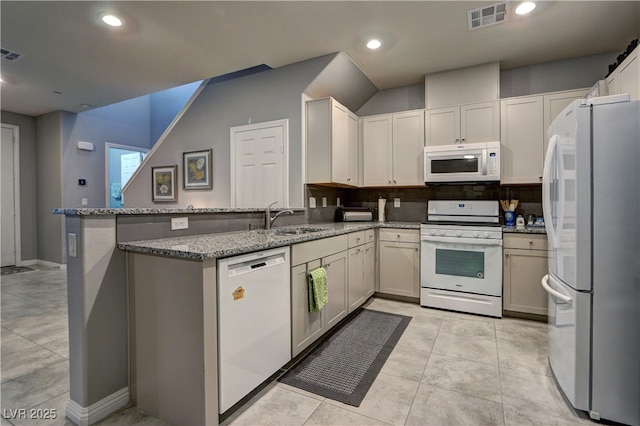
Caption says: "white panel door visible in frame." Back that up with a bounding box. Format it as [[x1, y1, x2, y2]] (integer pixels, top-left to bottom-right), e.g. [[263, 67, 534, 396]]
[[232, 120, 287, 208], [330, 102, 349, 185], [1, 125, 16, 267], [543, 89, 588, 156]]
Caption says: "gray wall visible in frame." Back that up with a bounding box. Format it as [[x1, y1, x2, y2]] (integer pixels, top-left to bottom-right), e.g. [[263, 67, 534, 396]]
[[500, 52, 618, 98], [36, 112, 65, 264], [63, 97, 152, 209], [150, 81, 201, 144], [357, 83, 426, 116], [0, 111, 38, 261], [123, 54, 339, 208]]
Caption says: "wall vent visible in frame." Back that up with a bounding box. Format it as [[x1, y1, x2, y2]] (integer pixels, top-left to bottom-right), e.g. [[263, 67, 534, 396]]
[[1, 48, 24, 62], [468, 2, 508, 30]]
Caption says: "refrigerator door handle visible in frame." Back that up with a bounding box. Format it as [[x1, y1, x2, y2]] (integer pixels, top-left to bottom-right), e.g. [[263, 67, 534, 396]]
[[543, 135, 558, 249], [541, 274, 572, 304]]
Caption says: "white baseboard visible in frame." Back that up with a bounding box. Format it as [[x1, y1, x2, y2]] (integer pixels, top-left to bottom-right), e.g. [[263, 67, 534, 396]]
[[65, 387, 129, 426]]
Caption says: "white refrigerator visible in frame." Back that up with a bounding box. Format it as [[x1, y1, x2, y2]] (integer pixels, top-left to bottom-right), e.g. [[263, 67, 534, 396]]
[[541, 94, 639, 425]]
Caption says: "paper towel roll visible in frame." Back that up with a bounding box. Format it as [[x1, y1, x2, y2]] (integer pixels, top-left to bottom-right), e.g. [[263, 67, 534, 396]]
[[378, 198, 386, 222]]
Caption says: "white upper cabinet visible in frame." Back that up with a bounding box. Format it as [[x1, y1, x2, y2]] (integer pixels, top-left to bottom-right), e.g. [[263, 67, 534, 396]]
[[426, 101, 499, 146], [306, 97, 359, 186], [542, 89, 589, 155], [501, 89, 588, 184], [362, 109, 424, 187], [606, 45, 639, 100], [501, 96, 544, 184]]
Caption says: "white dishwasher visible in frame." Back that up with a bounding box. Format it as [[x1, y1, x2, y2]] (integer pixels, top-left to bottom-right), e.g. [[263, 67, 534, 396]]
[[217, 247, 291, 413]]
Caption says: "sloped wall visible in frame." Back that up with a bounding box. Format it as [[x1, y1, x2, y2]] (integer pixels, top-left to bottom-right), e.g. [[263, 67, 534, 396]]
[[122, 54, 340, 208]]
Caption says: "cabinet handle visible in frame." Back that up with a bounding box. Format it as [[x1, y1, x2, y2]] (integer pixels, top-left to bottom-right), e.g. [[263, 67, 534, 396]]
[[357, 238, 361, 242], [415, 248, 418, 252], [529, 240, 533, 244], [505, 253, 510, 258], [397, 234, 401, 238], [347, 178, 351, 182], [388, 180, 392, 184], [455, 138, 460, 143], [393, 180, 397, 184]]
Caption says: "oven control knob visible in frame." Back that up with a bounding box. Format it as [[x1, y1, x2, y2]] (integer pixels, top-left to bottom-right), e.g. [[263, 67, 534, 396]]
[[456, 231, 462, 236], [439, 231, 445, 236], [473, 231, 479, 237], [484, 232, 490, 237], [430, 230, 436, 235]]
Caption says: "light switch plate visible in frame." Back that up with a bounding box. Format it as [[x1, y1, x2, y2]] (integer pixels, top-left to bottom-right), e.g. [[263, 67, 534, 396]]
[[309, 197, 316, 208], [322, 197, 327, 207], [394, 198, 401, 208], [81, 198, 88, 206], [337, 197, 341, 206], [171, 217, 189, 230]]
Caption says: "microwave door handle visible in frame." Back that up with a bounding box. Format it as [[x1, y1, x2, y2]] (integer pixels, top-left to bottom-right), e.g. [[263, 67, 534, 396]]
[[543, 135, 558, 249], [482, 149, 488, 175]]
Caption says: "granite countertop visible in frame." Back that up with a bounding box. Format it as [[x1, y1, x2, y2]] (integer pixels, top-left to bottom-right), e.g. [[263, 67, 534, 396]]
[[118, 221, 420, 260], [53, 207, 307, 216], [502, 225, 547, 234]]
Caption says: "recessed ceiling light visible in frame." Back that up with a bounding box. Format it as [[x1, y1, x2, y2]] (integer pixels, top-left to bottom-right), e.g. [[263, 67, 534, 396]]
[[515, 1, 536, 15], [366, 39, 382, 50], [99, 13, 123, 27]]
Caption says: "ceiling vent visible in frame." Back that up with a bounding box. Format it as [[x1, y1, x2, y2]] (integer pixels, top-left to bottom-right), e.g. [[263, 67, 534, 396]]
[[467, 2, 508, 30], [1, 48, 24, 62]]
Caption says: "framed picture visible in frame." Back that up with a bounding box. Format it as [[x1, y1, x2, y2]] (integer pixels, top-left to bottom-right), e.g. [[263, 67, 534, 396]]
[[183, 149, 213, 190], [151, 165, 177, 202]]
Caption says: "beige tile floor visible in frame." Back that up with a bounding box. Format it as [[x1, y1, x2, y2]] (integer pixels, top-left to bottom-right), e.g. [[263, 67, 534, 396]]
[[1, 267, 594, 426]]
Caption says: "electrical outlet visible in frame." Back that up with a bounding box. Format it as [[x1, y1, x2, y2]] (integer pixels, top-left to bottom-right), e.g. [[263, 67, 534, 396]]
[[309, 197, 316, 208], [67, 233, 77, 257], [322, 197, 327, 207], [171, 217, 189, 230], [81, 198, 88, 206], [394, 198, 401, 208], [337, 197, 341, 206]]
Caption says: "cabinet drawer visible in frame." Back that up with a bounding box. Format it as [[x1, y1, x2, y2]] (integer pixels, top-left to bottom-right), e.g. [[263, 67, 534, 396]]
[[292, 234, 348, 266], [379, 228, 419, 243], [365, 229, 375, 243], [348, 231, 366, 248], [503, 234, 548, 250]]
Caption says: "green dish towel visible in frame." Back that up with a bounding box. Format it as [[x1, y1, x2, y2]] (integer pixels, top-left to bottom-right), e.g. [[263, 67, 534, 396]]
[[308, 267, 328, 313]]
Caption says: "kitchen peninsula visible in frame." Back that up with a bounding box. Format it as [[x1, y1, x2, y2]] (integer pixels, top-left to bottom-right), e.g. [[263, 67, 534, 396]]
[[54, 207, 418, 425]]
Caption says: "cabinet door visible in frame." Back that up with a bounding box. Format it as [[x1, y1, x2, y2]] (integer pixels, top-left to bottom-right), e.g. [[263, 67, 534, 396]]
[[501, 96, 544, 184], [606, 72, 619, 96], [291, 264, 324, 357], [348, 246, 364, 313], [392, 110, 425, 186], [323, 251, 348, 329], [503, 248, 549, 316], [347, 112, 359, 186], [379, 241, 420, 297], [362, 115, 393, 186], [543, 89, 588, 156], [425, 106, 460, 146], [461, 101, 499, 143], [331, 101, 350, 185], [618, 50, 639, 100], [363, 242, 375, 298]]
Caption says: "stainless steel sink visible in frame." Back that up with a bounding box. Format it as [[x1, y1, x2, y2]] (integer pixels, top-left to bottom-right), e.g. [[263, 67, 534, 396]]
[[273, 227, 325, 236], [256, 227, 325, 236]]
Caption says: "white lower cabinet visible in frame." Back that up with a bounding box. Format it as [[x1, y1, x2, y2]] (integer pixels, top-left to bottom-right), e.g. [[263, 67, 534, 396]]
[[291, 230, 374, 358], [503, 234, 549, 317], [348, 230, 375, 313], [378, 229, 420, 298]]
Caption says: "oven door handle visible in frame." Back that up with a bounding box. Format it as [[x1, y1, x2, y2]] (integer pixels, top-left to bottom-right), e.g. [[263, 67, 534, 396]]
[[421, 236, 503, 246]]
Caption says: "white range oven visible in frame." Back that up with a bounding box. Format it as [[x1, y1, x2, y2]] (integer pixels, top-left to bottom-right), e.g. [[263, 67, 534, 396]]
[[420, 200, 503, 318]]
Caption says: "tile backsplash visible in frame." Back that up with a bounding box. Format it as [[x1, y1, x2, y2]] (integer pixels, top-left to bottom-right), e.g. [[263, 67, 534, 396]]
[[306, 184, 542, 223]]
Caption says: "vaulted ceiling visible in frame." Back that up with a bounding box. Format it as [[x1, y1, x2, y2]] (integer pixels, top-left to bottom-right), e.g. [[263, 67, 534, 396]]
[[1, 1, 638, 117]]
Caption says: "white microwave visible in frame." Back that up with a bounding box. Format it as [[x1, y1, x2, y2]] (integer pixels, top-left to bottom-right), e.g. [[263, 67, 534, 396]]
[[424, 141, 501, 184]]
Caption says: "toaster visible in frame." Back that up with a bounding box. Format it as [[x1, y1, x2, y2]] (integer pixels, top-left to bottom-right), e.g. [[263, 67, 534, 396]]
[[334, 207, 373, 222]]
